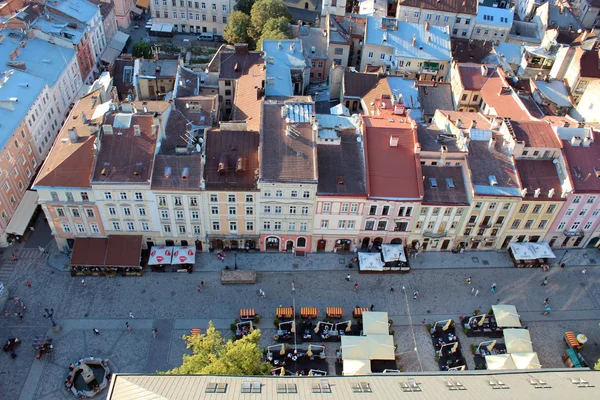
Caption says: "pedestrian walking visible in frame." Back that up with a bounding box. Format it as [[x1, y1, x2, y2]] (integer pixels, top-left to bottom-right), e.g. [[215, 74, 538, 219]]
[[491, 283, 496, 293], [496, 298, 501, 305], [152, 328, 158, 338], [354, 282, 359, 292], [81, 279, 86, 286], [346, 274, 351, 282], [390, 287, 394, 292], [197, 285, 201, 292], [291, 281, 296, 291], [12, 296, 19, 303], [370, 304, 374, 311], [26, 281, 31, 288], [422, 319, 426, 325], [20, 301, 25, 310], [126, 322, 131, 331], [38, 245, 47, 254], [413, 290, 419, 300], [474, 289, 480, 297], [93, 328, 100, 335], [470, 287, 475, 295], [541, 277, 548, 286], [582, 268, 588, 274], [542, 306, 551, 315], [466, 277, 472, 285], [18, 313, 23, 322], [201, 281, 204, 288], [12, 253, 17, 261], [543, 298, 550, 306], [129, 312, 135, 319], [4, 310, 9, 317]]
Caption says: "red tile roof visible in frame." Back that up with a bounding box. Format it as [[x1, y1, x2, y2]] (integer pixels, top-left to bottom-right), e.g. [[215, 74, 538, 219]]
[[510, 121, 563, 148], [579, 49, 600, 79], [457, 64, 496, 91], [34, 90, 103, 188], [92, 113, 158, 183], [561, 133, 600, 193], [480, 69, 532, 121], [361, 78, 393, 116], [515, 159, 564, 201], [232, 62, 264, 131], [362, 115, 423, 199]]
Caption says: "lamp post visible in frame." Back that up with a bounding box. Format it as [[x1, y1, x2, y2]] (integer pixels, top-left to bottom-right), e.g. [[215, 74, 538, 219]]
[[234, 252, 237, 269], [557, 249, 569, 267], [43, 308, 61, 332]]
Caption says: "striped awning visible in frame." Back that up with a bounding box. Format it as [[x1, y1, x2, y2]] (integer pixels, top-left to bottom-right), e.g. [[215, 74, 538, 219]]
[[301, 307, 318, 317], [190, 328, 201, 336], [276, 307, 293, 318], [239, 308, 256, 318], [353, 307, 369, 316], [326, 307, 343, 317]]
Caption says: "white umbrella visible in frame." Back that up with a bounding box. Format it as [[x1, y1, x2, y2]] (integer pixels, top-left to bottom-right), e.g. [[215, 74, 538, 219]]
[[485, 354, 517, 370], [504, 329, 533, 354], [511, 352, 541, 370]]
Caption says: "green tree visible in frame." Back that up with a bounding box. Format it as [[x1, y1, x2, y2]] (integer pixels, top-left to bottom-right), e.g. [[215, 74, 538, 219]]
[[166, 322, 271, 375], [234, 0, 255, 14], [259, 16, 293, 47], [595, 357, 600, 370], [223, 11, 253, 45], [250, 0, 291, 40], [131, 40, 153, 59]]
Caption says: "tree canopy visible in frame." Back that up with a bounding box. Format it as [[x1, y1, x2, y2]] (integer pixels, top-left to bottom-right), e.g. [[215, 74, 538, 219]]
[[234, 0, 255, 14], [259, 16, 293, 47], [131, 40, 153, 59], [223, 11, 253, 46], [166, 322, 271, 375], [595, 357, 600, 371], [250, 0, 292, 41]]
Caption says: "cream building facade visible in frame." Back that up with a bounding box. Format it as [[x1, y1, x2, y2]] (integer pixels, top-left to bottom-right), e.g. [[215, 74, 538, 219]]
[[149, 0, 233, 35]]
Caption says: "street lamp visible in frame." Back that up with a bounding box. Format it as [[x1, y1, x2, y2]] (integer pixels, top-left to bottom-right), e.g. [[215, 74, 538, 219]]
[[557, 249, 569, 267], [43, 308, 56, 327], [234, 252, 237, 269]]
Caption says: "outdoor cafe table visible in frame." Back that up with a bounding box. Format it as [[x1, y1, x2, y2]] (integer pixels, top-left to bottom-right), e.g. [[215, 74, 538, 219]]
[[353, 307, 370, 318], [276, 307, 294, 319], [239, 308, 257, 320], [326, 307, 343, 319], [301, 307, 318, 319]]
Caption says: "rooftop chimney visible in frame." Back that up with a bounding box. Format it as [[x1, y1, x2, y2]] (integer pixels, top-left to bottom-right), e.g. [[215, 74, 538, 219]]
[[236, 157, 246, 175], [534, 188, 541, 198], [103, 124, 113, 135], [571, 136, 582, 146], [471, 120, 477, 129], [218, 154, 228, 175], [548, 188, 555, 198], [67, 128, 79, 143], [164, 167, 172, 179], [182, 167, 189, 180], [521, 188, 528, 197], [389, 136, 399, 147], [133, 125, 141, 136], [488, 136, 496, 148], [427, 35, 431, 43], [412, 34, 417, 47], [481, 65, 488, 76], [425, 22, 430, 31], [456, 119, 462, 128], [289, 43, 295, 53]]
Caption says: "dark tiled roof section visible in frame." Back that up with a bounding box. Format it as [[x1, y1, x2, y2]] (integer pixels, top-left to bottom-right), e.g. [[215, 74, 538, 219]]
[[421, 166, 469, 205], [418, 83, 453, 115], [161, 97, 218, 153], [260, 103, 317, 182], [458, 64, 496, 91], [104, 235, 143, 267], [317, 131, 367, 195], [112, 58, 135, 101], [151, 154, 203, 190], [176, 67, 201, 98], [510, 121, 562, 148], [92, 114, 157, 183], [515, 159, 564, 201], [579, 50, 600, 79], [70, 238, 108, 266], [89, 0, 114, 19], [362, 116, 423, 199], [417, 124, 462, 152], [561, 136, 600, 192], [467, 132, 519, 188], [219, 51, 264, 80], [451, 38, 494, 63], [204, 130, 259, 190], [138, 59, 179, 78], [398, 0, 477, 14], [343, 70, 380, 98]]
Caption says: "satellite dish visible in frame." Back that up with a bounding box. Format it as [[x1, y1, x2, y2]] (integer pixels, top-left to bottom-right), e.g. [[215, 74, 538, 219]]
[[196, 144, 201, 152]]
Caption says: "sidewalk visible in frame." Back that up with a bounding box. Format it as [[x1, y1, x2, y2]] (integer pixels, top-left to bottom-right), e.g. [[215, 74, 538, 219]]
[[193, 247, 600, 272]]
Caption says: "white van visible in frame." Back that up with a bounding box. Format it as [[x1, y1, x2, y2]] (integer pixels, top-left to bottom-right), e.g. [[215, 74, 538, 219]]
[[198, 33, 213, 41]]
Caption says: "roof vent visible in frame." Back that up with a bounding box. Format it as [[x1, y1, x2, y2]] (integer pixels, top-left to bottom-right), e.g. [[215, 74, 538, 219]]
[[548, 188, 555, 198], [234, 63, 239, 72], [236, 157, 246, 175], [164, 167, 172, 179], [277, 41, 282, 49], [218, 154, 228, 175], [311, 46, 315, 54], [481, 65, 488, 76], [389, 136, 399, 147], [534, 188, 541, 198], [67, 128, 79, 143], [470, 120, 477, 129], [103, 124, 113, 135], [429, 178, 438, 188], [337, 175, 345, 185], [446, 178, 455, 188], [412, 34, 416, 47], [594, 167, 600, 178], [182, 167, 189, 180], [489, 175, 498, 186], [133, 124, 141, 136], [101, 168, 107, 176], [425, 22, 430, 31], [134, 164, 142, 176], [571, 136, 582, 146], [488, 136, 496, 148], [521, 188, 528, 197]]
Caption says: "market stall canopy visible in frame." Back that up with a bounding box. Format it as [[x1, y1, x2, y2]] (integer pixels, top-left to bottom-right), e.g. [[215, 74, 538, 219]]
[[342, 359, 371, 376], [136, 0, 150, 7], [504, 329, 533, 354], [340, 336, 369, 360], [367, 335, 395, 360], [485, 354, 517, 370], [150, 22, 174, 33], [511, 352, 541, 370], [509, 242, 556, 260], [171, 246, 196, 264], [492, 305, 521, 328], [5, 190, 38, 236], [381, 244, 407, 263], [358, 252, 384, 272], [363, 311, 389, 335], [104, 235, 142, 267], [148, 246, 173, 265], [70, 238, 109, 267]]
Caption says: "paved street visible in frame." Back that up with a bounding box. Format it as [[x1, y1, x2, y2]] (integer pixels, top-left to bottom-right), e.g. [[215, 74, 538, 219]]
[[0, 230, 599, 399]]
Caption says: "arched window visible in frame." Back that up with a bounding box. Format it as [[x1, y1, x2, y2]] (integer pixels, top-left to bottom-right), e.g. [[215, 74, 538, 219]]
[[297, 237, 307, 247]]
